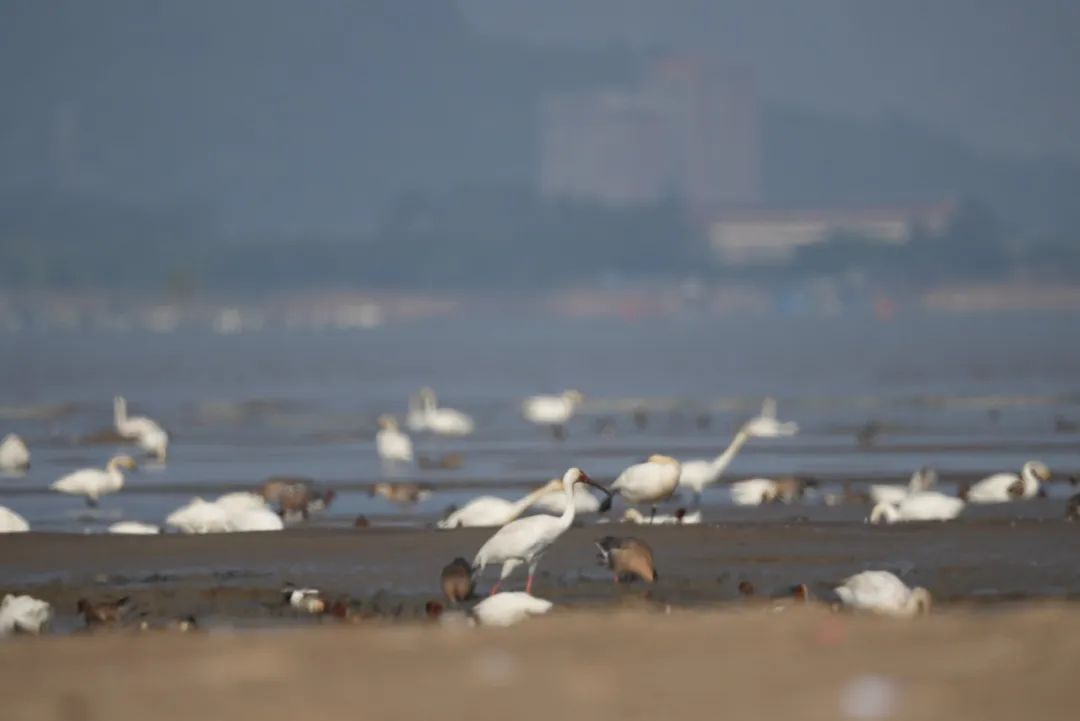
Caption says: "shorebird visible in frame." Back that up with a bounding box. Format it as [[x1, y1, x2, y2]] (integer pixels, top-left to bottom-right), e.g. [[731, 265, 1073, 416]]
[[611, 455, 681, 521], [595, 536, 657, 583], [471, 468, 611, 594], [440, 557, 475, 603]]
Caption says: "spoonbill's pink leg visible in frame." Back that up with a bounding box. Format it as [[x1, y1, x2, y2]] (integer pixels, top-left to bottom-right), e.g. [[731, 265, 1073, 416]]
[[525, 574, 535, 594], [490, 580, 502, 596]]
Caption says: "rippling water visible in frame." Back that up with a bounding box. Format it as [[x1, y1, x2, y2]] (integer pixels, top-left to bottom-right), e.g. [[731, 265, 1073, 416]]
[[2, 311, 1078, 531]]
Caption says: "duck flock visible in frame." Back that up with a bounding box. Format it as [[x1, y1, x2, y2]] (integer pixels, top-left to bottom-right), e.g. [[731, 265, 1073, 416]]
[[1, 388, 1076, 635]]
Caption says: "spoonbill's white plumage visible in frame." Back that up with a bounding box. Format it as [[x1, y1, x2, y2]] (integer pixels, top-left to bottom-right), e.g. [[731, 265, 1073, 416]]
[[522, 390, 583, 437], [0, 433, 30, 472], [531, 482, 602, 514], [51, 455, 136, 506], [108, 520, 161, 535], [436, 479, 562, 529], [621, 507, 701, 525], [963, 461, 1050, 503], [472, 468, 610, 594], [414, 388, 474, 437], [376, 415, 413, 463], [469, 592, 552, 627], [869, 467, 937, 506], [742, 397, 799, 438], [165, 497, 232, 534], [0, 594, 52, 635], [869, 491, 965, 524], [679, 399, 799, 503], [834, 571, 932, 618], [0, 505, 30, 533], [611, 454, 681, 519]]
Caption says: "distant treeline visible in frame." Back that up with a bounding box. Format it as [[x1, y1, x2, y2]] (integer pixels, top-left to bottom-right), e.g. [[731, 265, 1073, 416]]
[[2, 188, 1077, 291]]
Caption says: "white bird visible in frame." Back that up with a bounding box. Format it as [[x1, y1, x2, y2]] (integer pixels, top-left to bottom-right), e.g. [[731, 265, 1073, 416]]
[[531, 482, 602, 514], [405, 391, 429, 432], [437, 479, 564, 529], [376, 415, 414, 463], [136, 425, 169, 463], [0, 433, 30, 472], [611, 454, 682, 520], [522, 390, 583, 438], [415, 388, 474, 437], [469, 592, 552, 627], [834, 570, 932, 618], [869, 467, 937, 506], [742, 397, 799, 438], [283, 586, 325, 614], [0, 594, 52, 636], [869, 491, 965, 524], [0, 505, 30, 533], [472, 468, 611, 594], [227, 507, 284, 532], [51, 455, 136, 506], [963, 461, 1050, 503], [165, 497, 232, 534], [114, 395, 162, 437], [213, 491, 269, 515], [621, 507, 701, 525], [729, 478, 780, 506], [107, 520, 160, 535]]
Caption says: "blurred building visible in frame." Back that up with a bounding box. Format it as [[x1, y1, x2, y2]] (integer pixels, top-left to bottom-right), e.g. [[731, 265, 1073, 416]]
[[540, 56, 759, 208], [705, 202, 957, 266]]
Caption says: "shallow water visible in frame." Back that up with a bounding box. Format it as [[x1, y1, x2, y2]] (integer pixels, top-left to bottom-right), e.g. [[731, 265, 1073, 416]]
[[1, 311, 1079, 531]]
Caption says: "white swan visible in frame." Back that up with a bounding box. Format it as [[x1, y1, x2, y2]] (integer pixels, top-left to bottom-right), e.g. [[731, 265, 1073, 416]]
[[108, 520, 161, 535], [376, 415, 414, 463], [679, 399, 799, 503], [869, 467, 937, 506], [835, 571, 932, 618], [472, 468, 611, 594], [469, 592, 552, 627], [0, 505, 30, 533], [963, 461, 1050, 503], [227, 507, 284, 531], [0, 594, 52, 635], [51, 455, 136, 506], [730, 478, 781, 506], [742, 397, 799, 438], [416, 388, 474, 437], [405, 391, 429, 432], [0, 433, 30, 471], [531, 482, 602, 514], [621, 507, 701, 525], [869, 491, 964, 524], [213, 491, 269, 515], [522, 390, 582, 437], [611, 454, 682, 518], [436, 479, 562, 529], [114, 397, 169, 461], [165, 497, 232, 534]]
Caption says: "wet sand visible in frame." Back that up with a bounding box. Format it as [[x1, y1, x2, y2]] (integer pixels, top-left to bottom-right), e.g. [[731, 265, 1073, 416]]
[[1, 604, 1075, 721], [3, 518, 1079, 631]]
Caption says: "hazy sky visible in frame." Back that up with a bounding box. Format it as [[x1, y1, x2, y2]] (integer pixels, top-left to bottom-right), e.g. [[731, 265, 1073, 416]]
[[462, 0, 1080, 159]]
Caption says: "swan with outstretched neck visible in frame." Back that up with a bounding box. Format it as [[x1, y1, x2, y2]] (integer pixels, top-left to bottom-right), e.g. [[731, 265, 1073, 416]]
[[437, 479, 563, 529], [114, 396, 168, 461], [471, 468, 612, 594]]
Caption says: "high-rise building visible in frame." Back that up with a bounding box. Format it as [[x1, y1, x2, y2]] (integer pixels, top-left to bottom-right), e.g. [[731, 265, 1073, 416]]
[[539, 56, 760, 208]]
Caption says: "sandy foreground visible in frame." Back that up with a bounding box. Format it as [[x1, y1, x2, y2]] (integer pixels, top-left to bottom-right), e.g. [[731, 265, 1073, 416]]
[[1, 604, 1076, 721]]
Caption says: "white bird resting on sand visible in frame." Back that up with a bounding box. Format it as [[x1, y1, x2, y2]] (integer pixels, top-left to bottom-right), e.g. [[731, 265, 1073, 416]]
[[962, 461, 1050, 503], [108, 520, 161, 535], [834, 570, 931, 618], [869, 491, 965, 524], [376, 415, 414, 463], [51, 455, 136, 506], [0, 505, 30, 533], [471, 468, 612, 594], [468, 592, 553, 627], [611, 455, 682, 520], [678, 398, 799, 504], [437, 479, 564, 529], [165, 493, 283, 533], [869, 467, 938, 506], [729, 478, 781, 506], [0, 433, 30, 472], [1, 594, 52, 635], [522, 390, 583, 438]]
